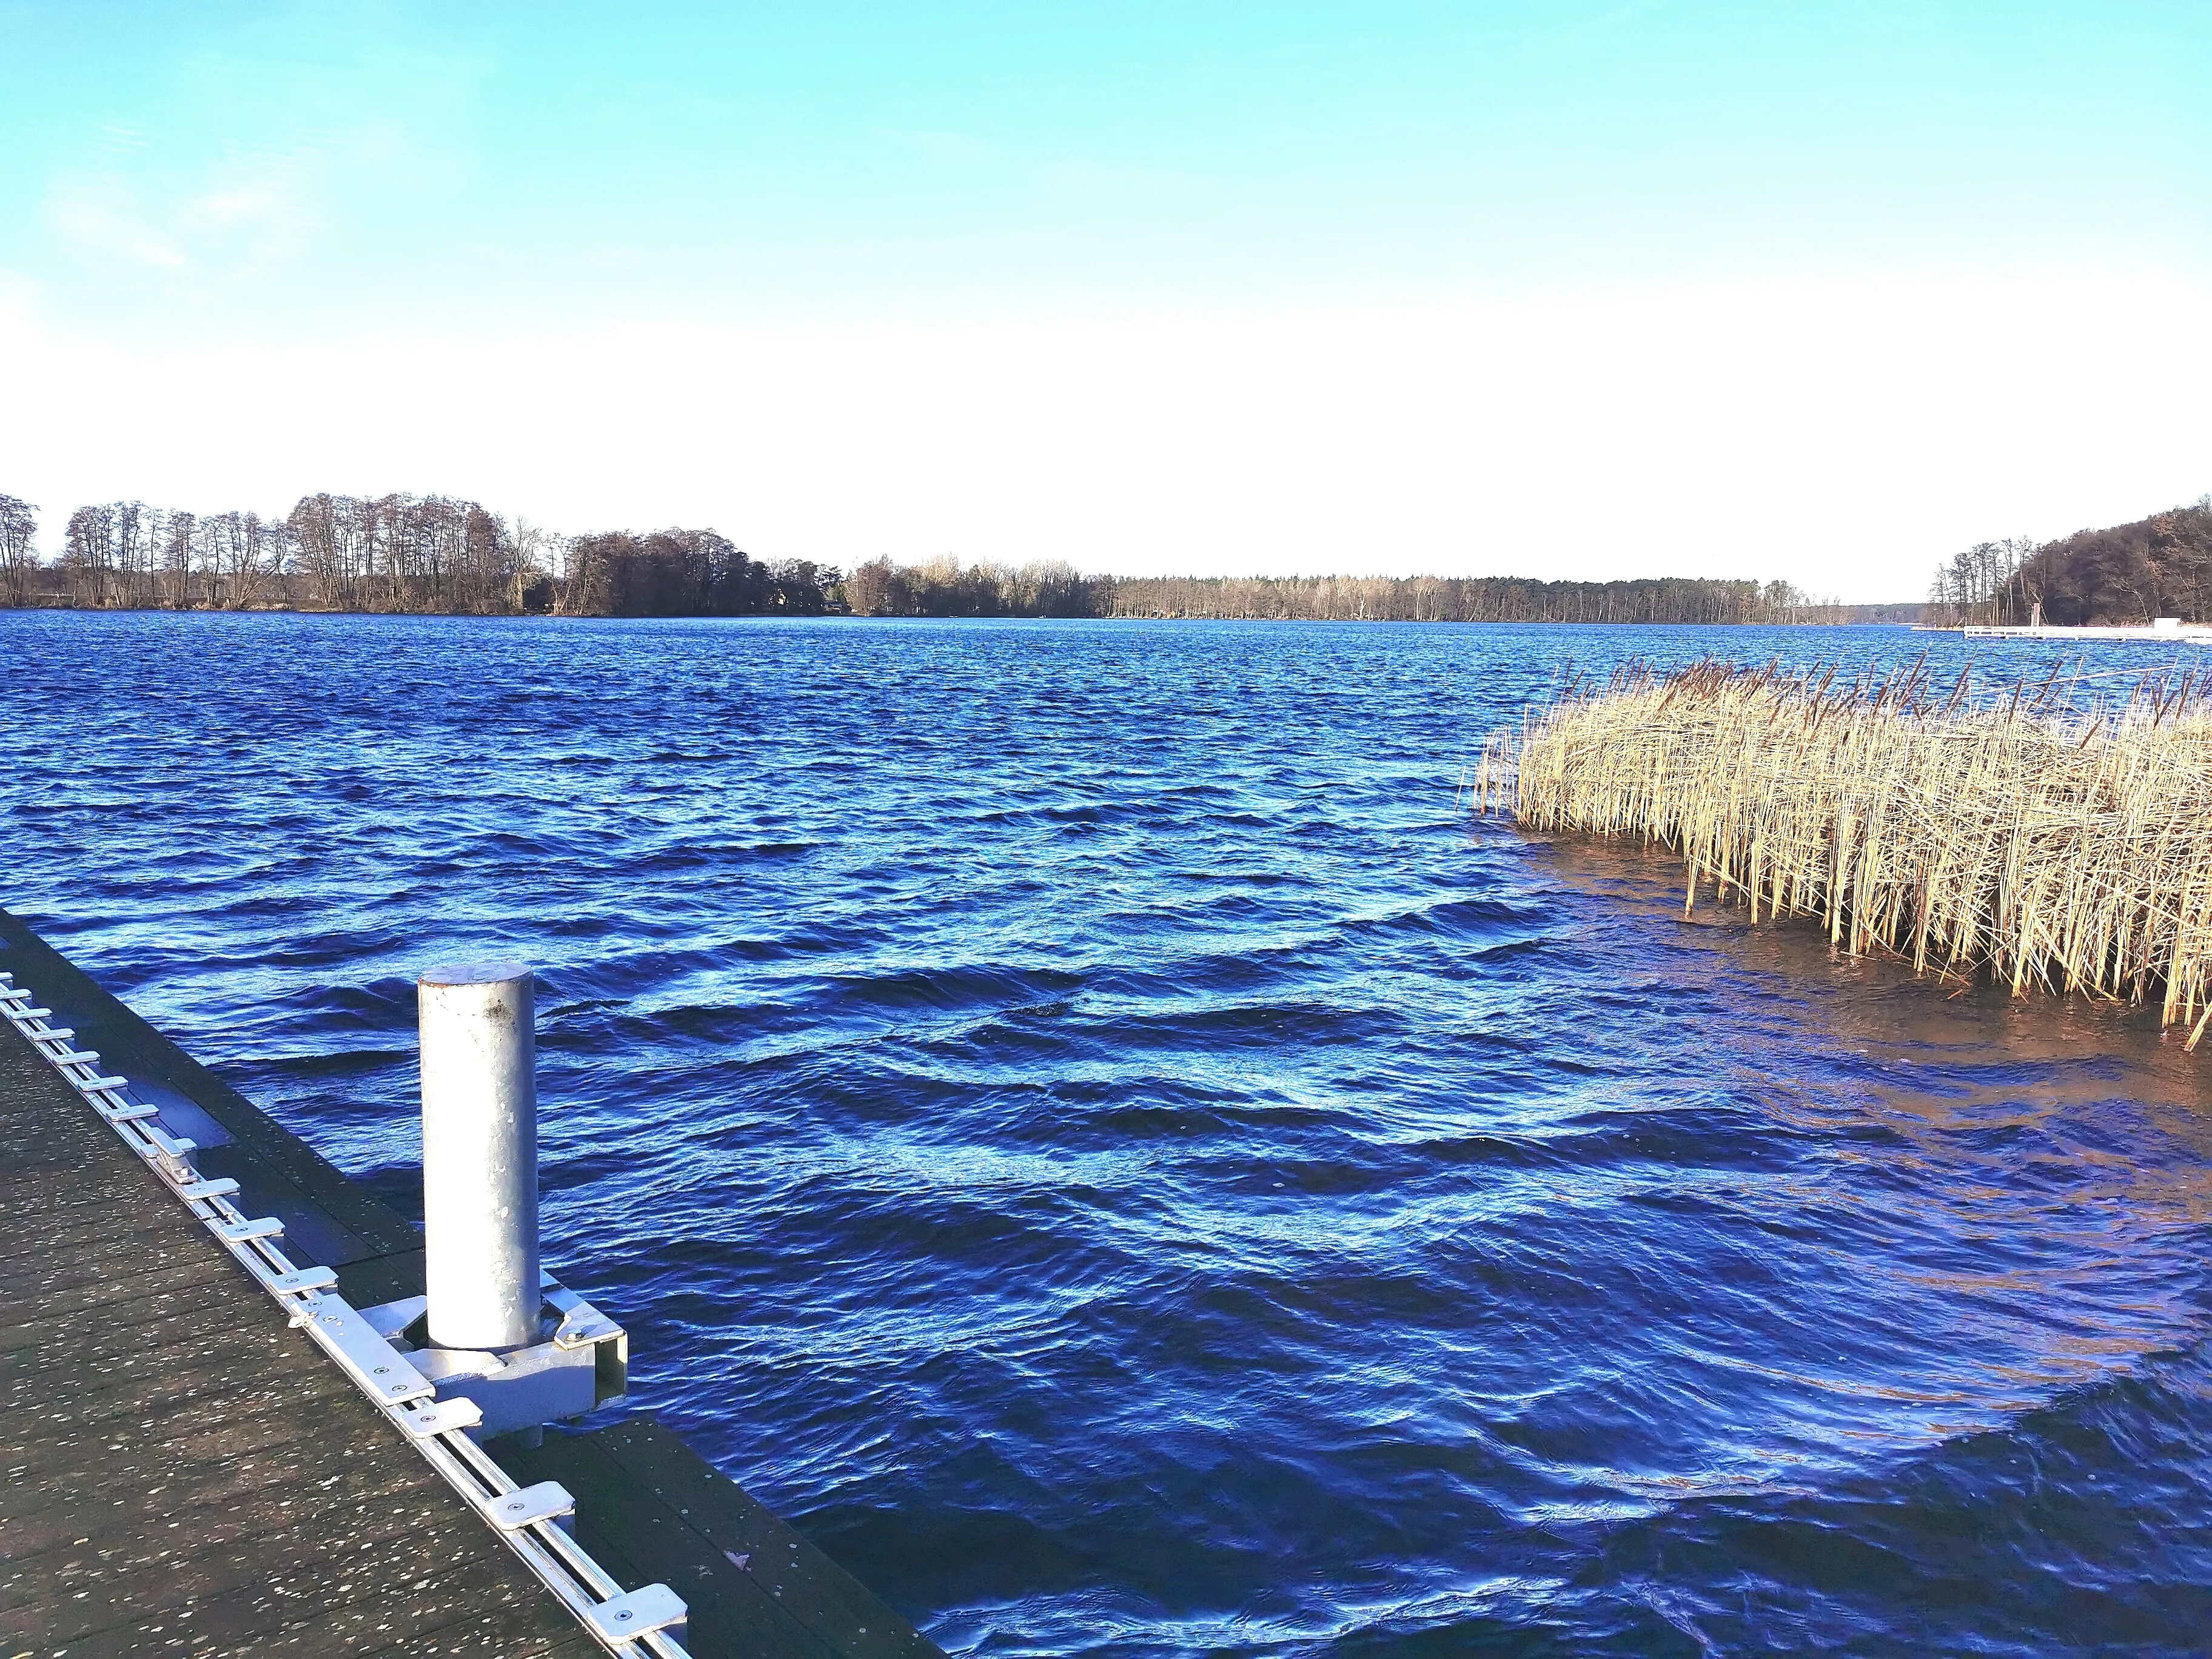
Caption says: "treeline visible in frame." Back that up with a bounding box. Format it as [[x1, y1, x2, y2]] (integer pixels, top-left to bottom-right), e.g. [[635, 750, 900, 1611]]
[[1928, 498, 2212, 626], [842, 557, 1863, 625], [842, 556, 1104, 617], [1101, 574, 1838, 625], [41, 495, 545, 614], [563, 530, 835, 616], [0, 486, 1917, 626], [0, 490, 833, 617]]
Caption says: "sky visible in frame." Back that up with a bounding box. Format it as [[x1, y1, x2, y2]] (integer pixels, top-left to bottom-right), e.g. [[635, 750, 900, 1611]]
[[1, 1, 2208, 600]]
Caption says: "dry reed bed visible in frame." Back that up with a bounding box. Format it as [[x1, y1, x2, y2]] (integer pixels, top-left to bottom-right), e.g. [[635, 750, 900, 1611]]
[[1472, 658, 2212, 1045]]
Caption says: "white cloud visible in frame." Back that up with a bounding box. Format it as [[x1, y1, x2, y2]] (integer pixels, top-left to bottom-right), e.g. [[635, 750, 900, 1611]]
[[95, 122, 157, 156], [41, 176, 189, 268], [1, 270, 2205, 602], [42, 140, 335, 276], [33, 36, 480, 293]]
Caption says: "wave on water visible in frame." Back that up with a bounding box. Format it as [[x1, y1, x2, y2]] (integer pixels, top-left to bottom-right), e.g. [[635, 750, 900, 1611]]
[[7, 611, 2212, 1655]]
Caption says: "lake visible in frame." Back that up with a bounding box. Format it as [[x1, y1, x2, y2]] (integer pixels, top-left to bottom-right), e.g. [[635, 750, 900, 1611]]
[[6, 610, 2210, 1655]]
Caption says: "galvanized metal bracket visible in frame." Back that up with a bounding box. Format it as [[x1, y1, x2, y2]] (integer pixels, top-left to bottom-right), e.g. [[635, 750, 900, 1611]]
[[549, 1281, 625, 1350], [415, 1345, 508, 1384], [302, 1295, 437, 1407], [486, 1480, 577, 1530], [399, 1396, 488, 1438], [361, 1275, 629, 1439], [585, 1583, 688, 1644], [267, 1265, 338, 1294], [361, 1294, 429, 1339]]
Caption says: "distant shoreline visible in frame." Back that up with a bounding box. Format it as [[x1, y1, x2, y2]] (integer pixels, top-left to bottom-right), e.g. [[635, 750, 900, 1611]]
[[0, 601, 1926, 626], [0, 494, 1907, 623]]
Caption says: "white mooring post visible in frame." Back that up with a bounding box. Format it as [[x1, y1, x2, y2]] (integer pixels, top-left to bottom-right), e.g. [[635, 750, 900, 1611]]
[[418, 960, 542, 1352]]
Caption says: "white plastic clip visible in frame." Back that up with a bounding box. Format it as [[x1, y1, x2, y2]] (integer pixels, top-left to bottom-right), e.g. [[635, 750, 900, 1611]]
[[583, 1583, 687, 1643], [265, 1265, 339, 1294], [144, 1125, 198, 1162], [484, 1480, 575, 1530], [398, 1396, 484, 1438]]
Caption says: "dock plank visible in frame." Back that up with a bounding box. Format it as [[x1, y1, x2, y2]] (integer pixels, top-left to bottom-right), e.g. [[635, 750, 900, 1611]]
[[45, 1550, 605, 1659], [0, 1014, 587, 1655], [4, 1419, 405, 1561], [0, 913, 421, 1265], [500, 1418, 943, 1659]]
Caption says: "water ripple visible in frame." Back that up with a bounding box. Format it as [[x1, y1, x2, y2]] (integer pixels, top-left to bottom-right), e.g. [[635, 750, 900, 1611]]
[[6, 611, 2212, 1655]]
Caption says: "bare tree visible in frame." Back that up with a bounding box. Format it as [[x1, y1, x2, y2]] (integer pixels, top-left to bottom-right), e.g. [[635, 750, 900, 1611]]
[[195, 510, 284, 609], [288, 494, 377, 609], [509, 519, 556, 611], [62, 505, 114, 607], [0, 494, 36, 608], [109, 502, 158, 608], [161, 511, 195, 609]]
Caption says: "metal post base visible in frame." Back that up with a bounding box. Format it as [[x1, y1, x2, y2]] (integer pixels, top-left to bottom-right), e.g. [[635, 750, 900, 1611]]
[[363, 1273, 628, 1441]]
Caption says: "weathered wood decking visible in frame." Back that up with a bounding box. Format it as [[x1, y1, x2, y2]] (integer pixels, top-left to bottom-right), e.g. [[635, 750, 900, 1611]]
[[0, 911, 942, 1658], [0, 1012, 596, 1655]]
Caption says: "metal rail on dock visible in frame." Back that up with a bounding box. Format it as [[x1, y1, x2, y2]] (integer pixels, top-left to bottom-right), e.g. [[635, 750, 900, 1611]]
[[0, 969, 692, 1657]]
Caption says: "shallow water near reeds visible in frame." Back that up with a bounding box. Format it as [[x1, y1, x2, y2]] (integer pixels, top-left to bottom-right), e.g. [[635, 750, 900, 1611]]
[[7, 612, 2212, 1655]]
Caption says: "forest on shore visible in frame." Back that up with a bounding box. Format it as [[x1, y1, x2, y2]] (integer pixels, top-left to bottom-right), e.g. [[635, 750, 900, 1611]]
[[12, 485, 2205, 628], [842, 556, 1875, 624], [1926, 497, 2212, 626], [0, 484, 1880, 624], [0, 492, 835, 617]]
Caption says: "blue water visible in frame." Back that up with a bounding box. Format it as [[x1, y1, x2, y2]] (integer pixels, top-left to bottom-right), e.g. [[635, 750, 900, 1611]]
[[8, 611, 2212, 1656]]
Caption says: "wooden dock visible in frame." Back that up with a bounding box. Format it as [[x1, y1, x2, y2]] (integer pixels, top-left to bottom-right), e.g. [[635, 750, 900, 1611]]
[[0, 910, 942, 1658]]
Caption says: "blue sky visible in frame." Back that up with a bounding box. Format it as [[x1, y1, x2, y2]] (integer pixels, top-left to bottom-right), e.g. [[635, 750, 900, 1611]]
[[3, 2, 2209, 595]]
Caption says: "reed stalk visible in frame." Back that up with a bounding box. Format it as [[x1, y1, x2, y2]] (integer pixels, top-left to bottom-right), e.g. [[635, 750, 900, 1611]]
[[1473, 659, 2212, 1045]]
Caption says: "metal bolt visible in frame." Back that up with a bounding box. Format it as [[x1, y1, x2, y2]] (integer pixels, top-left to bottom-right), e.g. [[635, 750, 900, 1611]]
[[616, 1610, 632, 1623]]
